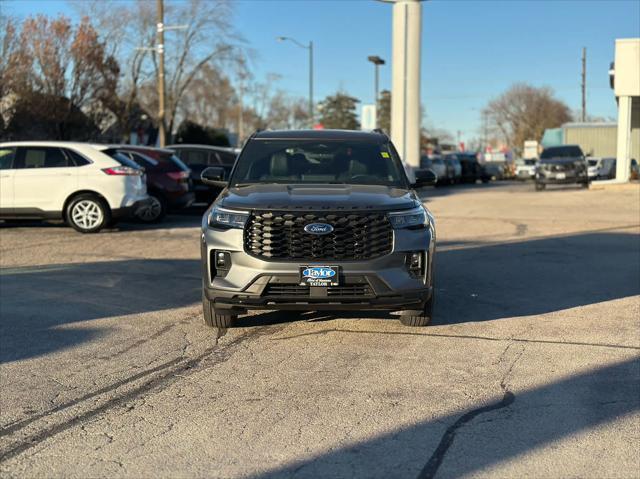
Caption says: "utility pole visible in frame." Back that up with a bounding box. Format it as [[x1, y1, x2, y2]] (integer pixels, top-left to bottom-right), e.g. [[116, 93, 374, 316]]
[[581, 47, 586, 123], [156, 0, 166, 146]]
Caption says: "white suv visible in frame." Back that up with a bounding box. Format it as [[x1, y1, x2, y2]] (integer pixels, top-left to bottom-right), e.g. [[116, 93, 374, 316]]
[[0, 142, 149, 233]]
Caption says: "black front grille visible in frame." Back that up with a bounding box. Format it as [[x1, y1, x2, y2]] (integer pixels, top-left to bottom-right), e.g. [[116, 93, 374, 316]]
[[264, 284, 373, 297], [263, 284, 309, 296], [245, 211, 393, 261]]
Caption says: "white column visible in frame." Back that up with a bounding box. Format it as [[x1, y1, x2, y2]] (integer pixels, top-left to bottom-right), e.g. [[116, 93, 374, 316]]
[[390, 0, 422, 168], [616, 95, 632, 182]]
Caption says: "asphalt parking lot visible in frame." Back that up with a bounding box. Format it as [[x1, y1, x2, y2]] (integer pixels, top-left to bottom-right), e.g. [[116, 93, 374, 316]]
[[1, 181, 639, 478]]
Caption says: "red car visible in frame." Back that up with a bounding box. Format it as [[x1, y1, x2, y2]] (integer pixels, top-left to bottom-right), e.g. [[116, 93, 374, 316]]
[[102, 145, 194, 222]]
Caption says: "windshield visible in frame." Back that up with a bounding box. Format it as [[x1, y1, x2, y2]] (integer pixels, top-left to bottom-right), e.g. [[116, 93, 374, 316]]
[[524, 159, 537, 165], [540, 146, 583, 160], [230, 139, 408, 187]]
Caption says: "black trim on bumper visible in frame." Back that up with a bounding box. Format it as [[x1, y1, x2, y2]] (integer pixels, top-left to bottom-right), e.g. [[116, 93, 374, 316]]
[[204, 284, 432, 314]]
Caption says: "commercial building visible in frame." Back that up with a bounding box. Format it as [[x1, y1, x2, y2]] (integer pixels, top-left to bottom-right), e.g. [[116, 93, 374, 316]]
[[611, 38, 640, 182]]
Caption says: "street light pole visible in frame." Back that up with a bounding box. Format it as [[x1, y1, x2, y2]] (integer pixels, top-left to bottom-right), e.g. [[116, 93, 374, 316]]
[[277, 36, 314, 126], [156, 0, 166, 146], [367, 55, 385, 105], [309, 41, 314, 126]]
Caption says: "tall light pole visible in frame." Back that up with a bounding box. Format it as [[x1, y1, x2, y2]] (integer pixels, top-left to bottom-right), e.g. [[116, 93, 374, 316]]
[[277, 36, 314, 126], [367, 55, 385, 106], [156, 0, 166, 146]]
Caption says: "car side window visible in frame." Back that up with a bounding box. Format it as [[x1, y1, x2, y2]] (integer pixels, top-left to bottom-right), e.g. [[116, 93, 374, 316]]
[[0, 148, 16, 169], [18, 147, 71, 168], [183, 150, 208, 167], [63, 149, 91, 166], [210, 152, 222, 166]]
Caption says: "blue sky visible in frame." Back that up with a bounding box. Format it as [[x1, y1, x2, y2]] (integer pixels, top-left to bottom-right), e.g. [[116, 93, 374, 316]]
[[3, 0, 640, 142]]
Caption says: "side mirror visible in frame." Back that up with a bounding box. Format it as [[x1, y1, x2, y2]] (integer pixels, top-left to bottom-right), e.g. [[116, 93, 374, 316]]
[[201, 166, 227, 187], [413, 168, 437, 188]]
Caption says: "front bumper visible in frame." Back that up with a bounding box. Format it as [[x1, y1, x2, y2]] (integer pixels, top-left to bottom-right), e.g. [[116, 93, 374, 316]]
[[112, 197, 152, 219], [536, 172, 587, 185], [201, 221, 435, 313]]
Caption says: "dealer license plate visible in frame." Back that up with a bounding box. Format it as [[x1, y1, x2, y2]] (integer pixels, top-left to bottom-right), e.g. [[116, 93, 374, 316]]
[[299, 266, 339, 287]]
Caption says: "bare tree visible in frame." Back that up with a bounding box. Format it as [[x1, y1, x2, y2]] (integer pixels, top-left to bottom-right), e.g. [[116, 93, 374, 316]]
[[483, 83, 572, 151], [2, 14, 118, 139], [72, 0, 156, 140], [148, 0, 242, 140], [180, 63, 239, 130], [75, 0, 242, 142]]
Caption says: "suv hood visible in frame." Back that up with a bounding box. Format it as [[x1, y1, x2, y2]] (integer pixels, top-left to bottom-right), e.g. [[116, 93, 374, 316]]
[[218, 184, 419, 212], [539, 158, 583, 165]]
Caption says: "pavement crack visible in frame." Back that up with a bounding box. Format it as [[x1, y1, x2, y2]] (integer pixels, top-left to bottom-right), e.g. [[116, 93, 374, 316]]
[[417, 338, 524, 479], [417, 390, 515, 479]]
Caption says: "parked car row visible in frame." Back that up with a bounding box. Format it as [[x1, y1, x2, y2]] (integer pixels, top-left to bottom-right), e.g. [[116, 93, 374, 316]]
[[0, 141, 239, 232], [420, 152, 493, 185], [586, 157, 639, 181]]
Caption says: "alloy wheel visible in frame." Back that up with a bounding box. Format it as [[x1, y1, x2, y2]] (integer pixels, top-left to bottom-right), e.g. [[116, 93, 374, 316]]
[[71, 200, 103, 230]]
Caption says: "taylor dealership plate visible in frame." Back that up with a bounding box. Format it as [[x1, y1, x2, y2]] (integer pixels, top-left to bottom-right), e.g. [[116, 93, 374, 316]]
[[299, 266, 339, 287]]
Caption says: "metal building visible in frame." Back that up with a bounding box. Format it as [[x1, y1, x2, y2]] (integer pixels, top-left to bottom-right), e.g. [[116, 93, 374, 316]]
[[562, 123, 619, 158]]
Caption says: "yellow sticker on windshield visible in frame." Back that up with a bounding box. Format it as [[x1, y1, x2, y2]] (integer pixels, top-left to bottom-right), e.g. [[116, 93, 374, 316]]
[[381, 152, 390, 158]]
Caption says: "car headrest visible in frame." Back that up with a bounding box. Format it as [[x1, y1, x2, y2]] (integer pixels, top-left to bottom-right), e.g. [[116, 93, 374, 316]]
[[270, 153, 289, 177]]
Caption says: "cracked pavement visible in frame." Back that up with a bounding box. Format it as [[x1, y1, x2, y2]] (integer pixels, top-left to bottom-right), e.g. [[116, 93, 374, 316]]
[[1, 182, 639, 478]]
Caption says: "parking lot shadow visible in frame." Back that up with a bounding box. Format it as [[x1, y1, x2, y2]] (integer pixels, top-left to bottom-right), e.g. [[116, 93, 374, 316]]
[[433, 230, 640, 325], [251, 356, 639, 478], [0, 259, 201, 363]]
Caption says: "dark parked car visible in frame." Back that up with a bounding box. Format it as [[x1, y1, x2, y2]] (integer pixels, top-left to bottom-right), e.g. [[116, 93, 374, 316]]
[[101, 146, 194, 222], [535, 145, 588, 190], [444, 154, 462, 184], [457, 153, 490, 183], [168, 144, 239, 205]]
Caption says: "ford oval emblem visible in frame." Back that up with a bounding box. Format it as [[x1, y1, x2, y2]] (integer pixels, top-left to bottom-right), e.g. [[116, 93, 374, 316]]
[[304, 223, 334, 235]]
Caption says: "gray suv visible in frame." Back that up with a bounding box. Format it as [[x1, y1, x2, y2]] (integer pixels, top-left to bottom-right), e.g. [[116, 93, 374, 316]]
[[200, 129, 437, 328]]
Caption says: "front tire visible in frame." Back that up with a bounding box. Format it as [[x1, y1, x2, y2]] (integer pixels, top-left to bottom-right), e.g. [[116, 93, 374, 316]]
[[400, 290, 434, 327], [66, 194, 109, 233], [202, 291, 236, 328]]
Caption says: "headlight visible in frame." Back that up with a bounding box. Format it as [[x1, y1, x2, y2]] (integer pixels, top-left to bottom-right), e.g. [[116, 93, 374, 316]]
[[208, 206, 249, 229], [388, 206, 430, 229]]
